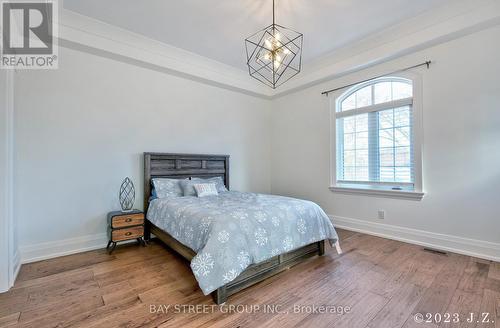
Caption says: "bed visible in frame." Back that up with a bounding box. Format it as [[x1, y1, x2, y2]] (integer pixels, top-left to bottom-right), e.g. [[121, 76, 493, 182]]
[[143, 153, 339, 304]]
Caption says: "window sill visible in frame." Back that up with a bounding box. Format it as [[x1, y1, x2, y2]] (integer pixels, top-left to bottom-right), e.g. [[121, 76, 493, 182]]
[[329, 185, 424, 201]]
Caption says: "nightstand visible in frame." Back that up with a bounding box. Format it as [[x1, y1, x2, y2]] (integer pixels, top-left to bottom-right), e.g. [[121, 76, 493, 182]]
[[107, 210, 146, 254]]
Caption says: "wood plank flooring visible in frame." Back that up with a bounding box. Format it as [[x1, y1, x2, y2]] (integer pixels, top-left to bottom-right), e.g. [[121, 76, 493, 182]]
[[1, 229, 498, 328]]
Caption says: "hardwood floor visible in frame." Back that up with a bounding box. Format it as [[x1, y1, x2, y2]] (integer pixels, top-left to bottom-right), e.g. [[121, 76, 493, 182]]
[[1, 229, 498, 328]]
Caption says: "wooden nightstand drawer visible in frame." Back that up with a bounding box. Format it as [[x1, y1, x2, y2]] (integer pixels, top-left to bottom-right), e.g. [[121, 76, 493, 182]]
[[106, 209, 146, 253], [111, 213, 144, 228], [111, 226, 144, 241]]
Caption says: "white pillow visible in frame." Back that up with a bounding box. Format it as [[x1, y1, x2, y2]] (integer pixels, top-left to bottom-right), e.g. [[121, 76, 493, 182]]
[[191, 177, 227, 193], [193, 183, 218, 197]]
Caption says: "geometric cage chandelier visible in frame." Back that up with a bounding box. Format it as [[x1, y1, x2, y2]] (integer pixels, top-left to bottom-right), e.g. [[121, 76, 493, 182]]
[[245, 0, 303, 89]]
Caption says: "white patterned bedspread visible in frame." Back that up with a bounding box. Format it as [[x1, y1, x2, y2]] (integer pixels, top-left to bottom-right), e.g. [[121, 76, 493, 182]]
[[147, 191, 338, 295]]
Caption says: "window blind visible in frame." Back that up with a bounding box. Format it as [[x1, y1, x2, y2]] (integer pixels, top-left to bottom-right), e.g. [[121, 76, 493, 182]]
[[335, 78, 415, 189]]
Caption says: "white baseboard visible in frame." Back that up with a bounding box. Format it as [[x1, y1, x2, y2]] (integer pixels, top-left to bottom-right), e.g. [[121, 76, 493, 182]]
[[18, 216, 499, 265], [20, 233, 109, 264], [331, 215, 500, 262]]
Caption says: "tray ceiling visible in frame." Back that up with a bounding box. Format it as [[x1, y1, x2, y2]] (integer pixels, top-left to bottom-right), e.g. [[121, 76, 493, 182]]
[[63, 0, 453, 70]]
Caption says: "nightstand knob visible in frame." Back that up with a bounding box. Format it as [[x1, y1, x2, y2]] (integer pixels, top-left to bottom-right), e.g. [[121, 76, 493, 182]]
[[125, 218, 132, 223], [125, 232, 132, 236]]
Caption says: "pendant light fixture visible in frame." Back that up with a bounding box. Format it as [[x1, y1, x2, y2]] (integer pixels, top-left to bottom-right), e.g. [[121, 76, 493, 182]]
[[245, 0, 303, 89]]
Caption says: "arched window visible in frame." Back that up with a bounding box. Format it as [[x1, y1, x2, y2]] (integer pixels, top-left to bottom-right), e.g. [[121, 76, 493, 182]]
[[332, 76, 421, 195], [337, 77, 412, 112]]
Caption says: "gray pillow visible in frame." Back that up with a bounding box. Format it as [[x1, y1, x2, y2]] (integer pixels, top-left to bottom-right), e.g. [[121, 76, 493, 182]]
[[180, 177, 227, 196], [152, 178, 184, 199], [179, 179, 199, 197]]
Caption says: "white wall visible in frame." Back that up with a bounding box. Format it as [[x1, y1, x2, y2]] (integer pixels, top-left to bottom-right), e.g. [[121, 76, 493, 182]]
[[15, 46, 272, 262], [0, 69, 18, 292], [12, 24, 500, 265], [0, 70, 8, 290], [271, 26, 500, 259]]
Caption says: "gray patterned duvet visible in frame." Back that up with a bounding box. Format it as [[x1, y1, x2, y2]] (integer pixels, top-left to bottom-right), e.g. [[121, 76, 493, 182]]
[[147, 191, 338, 295]]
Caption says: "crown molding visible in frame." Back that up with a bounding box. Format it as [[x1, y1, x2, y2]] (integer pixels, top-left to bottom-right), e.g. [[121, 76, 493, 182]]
[[272, 0, 500, 97], [58, 0, 500, 99], [59, 9, 273, 98]]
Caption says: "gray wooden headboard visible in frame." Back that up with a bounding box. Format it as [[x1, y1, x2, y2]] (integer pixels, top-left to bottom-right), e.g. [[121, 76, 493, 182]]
[[143, 152, 230, 212]]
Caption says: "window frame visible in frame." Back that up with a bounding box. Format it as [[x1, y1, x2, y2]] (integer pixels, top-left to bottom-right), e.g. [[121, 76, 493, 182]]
[[329, 73, 424, 200]]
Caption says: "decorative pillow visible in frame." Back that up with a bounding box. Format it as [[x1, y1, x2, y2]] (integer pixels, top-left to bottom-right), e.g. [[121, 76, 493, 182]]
[[180, 177, 227, 196], [192, 177, 228, 193], [151, 178, 184, 199], [193, 183, 218, 197]]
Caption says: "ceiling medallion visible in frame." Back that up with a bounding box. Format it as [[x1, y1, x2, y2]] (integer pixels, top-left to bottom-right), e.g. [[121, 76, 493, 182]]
[[245, 0, 303, 89]]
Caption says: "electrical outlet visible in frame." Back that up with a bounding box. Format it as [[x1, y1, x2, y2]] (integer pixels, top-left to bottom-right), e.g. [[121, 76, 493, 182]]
[[378, 210, 385, 220]]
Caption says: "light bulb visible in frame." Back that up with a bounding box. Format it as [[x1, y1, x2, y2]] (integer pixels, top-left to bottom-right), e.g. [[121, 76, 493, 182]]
[[284, 48, 290, 55], [265, 39, 272, 48]]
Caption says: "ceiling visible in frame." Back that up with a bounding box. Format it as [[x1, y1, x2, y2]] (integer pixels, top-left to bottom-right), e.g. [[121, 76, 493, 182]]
[[64, 0, 453, 71]]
